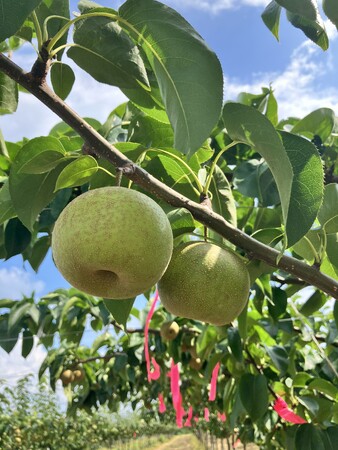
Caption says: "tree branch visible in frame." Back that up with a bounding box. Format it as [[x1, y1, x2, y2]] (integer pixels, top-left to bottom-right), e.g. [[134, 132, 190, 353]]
[[0, 53, 337, 299]]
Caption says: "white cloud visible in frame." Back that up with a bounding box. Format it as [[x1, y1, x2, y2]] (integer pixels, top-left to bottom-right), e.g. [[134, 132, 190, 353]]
[[224, 41, 338, 119], [0, 48, 127, 142], [0, 337, 46, 386], [0, 336, 69, 408], [167, 0, 269, 13], [0, 267, 45, 299]]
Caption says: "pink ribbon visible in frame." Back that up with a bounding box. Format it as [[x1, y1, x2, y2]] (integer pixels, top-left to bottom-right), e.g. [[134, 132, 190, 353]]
[[273, 396, 307, 424], [144, 291, 160, 382], [158, 393, 166, 413], [167, 359, 184, 428], [209, 361, 220, 401], [184, 405, 193, 427], [217, 411, 226, 422], [204, 407, 210, 422]]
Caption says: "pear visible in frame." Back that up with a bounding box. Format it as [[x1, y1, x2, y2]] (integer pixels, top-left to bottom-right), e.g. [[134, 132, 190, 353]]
[[160, 320, 180, 340], [60, 369, 74, 386], [73, 369, 84, 381], [52, 187, 173, 299], [158, 242, 250, 326]]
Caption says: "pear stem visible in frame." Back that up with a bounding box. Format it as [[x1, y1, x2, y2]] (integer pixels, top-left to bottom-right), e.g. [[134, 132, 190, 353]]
[[115, 168, 123, 186]]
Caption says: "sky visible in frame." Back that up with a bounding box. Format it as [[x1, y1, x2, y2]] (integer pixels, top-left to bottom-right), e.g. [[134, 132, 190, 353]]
[[1, 0, 337, 389]]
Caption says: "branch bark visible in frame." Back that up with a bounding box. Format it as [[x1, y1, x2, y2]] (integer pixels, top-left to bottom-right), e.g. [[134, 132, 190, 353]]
[[0, 53, 337, 299]]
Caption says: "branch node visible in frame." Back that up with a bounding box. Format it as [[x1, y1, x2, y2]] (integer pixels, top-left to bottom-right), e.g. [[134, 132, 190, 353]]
[[199, 192, 212, 210], [28, 40, 52, 85]]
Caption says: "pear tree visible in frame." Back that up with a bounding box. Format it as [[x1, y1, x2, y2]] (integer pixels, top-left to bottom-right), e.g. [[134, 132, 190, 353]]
[[0, 1, 337, 449]]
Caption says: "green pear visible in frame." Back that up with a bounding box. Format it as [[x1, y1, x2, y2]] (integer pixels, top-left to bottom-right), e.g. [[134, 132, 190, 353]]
[[60, 369, 74, 385], [52, 187, 173, 299], [160, 320, 180, 340], [73, 368, 84, 381], [158, 242, 250, 325], [189, 357, 202, 370]]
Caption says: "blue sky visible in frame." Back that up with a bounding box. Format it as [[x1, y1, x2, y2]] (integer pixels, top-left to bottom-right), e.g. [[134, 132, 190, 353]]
[[1, 0, 337, 385]]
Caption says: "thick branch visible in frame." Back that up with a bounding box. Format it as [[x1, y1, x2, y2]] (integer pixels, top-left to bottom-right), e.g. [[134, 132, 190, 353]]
[[0, 53, 337, 299]]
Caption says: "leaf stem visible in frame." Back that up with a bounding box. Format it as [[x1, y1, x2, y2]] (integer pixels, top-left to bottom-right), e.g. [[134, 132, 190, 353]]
[[31, 12, 43, 52], [46, 12, 120, 54], [42, 15, 70, 42], [203, 141, 240, 195], [302, 235, 321, 264], [49, 43, 77, 59]]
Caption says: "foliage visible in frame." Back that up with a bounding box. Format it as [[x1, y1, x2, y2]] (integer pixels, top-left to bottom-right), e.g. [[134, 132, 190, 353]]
[[0, 375, 179, 450], [0, 0, 337, 449]]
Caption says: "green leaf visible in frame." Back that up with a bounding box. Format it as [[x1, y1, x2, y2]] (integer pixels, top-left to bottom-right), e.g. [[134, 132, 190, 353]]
[[268, 287, 287, 320], [291, 108, 336, 142], [146, 154, 197, 200], [103, 298, 135, 328], [323, 0, 338, 28], [265, 345, 289, 375], [0, 0, 43, 42], [8, 301, 33, 330], [234, 159, 279, 207], [318, 184, 338, 233], [300, 291, 327, 316], [129, 113, 174, 148], [279, 131, 324, 246], [326, 233, 338, 275], [286, 9, 328, 51], [91, 331, 114, 355], [293, 372, 312, 387], [321, 254, 338, 281], [295, 424, 326, 450], [67, 9, 149, 90], [239, 374, 269, 421], [0, 315, 19, 353], [114, 353, 128, 372], [261, 1, 282, 40], [22, 328, 34, 358], [0, 299, 16, 308], [275, 0, 319, 21], [253, 324, 276, 346], [223, 103, 293, 234], [0, 72, 18, 115], [325, 427, 338, 449], [28, 235, 50, 272], [55, 155, 98, 191], [9, 142, 70, 230], [308, 378, 338, 400], [0, 181, 16, 225], [119, 0, 223, 158], [196, 325, 218, 360], [227, 327, 243, 362], [50, 63, 75, 100], [167, 208, 195, 238], [17, 136, 67, 174], [292, 229, 322, 264], [210, 165, 237, 227], [4, 217, 31, 258], [334, 300, 338, 328], [266, 89, 278, 126]]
